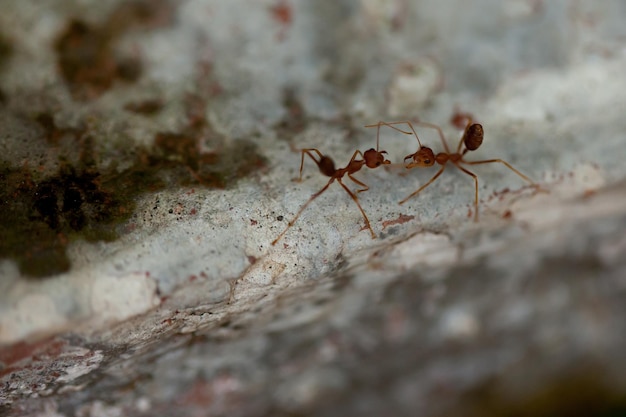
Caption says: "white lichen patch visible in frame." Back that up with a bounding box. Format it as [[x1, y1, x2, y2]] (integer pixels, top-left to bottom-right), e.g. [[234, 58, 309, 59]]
[[438, 308, 480, 341], [387, 59, 442, 118], [507, 162, 613, 229], [239, 258, 286, 287], [383, 232, 460, 272], [0, 294, 66, 344], [88, 272, 161, 326]]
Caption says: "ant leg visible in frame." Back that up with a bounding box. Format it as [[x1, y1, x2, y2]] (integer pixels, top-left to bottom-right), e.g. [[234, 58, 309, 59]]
[[374, 121, 411, 150], [348, 174, 369, 193], [457, 118, 473, 154], [371, 120, 453, 153], [411, 121, 452, 154], [348, 149, 365, 163], [297, 149, 325, 182], [272, 179, 334, 246], [399, 165, 446, 205], [367, 120, 453, 154], [365, 121, 421, 147], [464, 159, 534, 185], [344, 149, 368, 175], [454, 164, 480, 222], [364, 121, 412, 135], [338, 179, 376, 239], [375, 121, 383, 151], [464, 158, 548, 194]]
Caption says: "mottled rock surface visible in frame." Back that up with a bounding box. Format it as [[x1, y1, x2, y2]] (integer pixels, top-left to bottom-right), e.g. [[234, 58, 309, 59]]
[[2, 1, 626, 416]]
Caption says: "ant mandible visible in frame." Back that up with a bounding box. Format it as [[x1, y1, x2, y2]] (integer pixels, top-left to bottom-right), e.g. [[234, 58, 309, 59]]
[[366, 118, 540, 221], [272, 129, 391, 246]]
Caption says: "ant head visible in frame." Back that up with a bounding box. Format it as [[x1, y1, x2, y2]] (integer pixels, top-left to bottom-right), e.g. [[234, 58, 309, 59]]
[[404, 147, 435, 168], [464, 123, 483, 151], [363, 148, 391, 168]]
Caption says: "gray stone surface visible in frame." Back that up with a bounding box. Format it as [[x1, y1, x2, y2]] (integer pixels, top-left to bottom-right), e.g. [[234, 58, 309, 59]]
[[1, 0, 626, 416]]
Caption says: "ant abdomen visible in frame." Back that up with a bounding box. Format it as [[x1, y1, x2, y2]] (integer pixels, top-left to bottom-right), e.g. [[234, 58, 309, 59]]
[[464, 123, 484, 151], [318, 156, 336, 177]]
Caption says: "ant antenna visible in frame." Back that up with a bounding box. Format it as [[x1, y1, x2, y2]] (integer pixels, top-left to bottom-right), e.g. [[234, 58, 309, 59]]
[[365, 121, 425, 148]]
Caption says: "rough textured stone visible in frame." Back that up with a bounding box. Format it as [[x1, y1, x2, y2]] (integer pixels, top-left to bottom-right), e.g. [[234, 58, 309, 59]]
[[2, 1, 626, 416]]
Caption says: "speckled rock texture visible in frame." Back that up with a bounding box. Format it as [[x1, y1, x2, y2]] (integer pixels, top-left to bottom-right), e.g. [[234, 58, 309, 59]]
[[2, 1, 626, 416]]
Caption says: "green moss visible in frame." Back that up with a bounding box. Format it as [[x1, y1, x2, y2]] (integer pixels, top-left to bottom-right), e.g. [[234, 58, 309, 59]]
[[0, 161, 128, 277], [0, 33, 12, 70]]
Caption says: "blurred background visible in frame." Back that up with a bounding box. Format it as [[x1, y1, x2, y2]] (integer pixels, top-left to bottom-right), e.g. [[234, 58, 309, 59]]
[[1, 1, 626, 416]]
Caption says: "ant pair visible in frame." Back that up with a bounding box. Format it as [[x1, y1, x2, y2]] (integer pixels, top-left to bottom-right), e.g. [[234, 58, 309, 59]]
[[272, 115, 541, 245]]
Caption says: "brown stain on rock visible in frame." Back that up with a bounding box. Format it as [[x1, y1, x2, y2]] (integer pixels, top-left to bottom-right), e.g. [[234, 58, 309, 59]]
[[1, 3, 267, 278], [54, 0, 174, 100], [0, 101, 266, 278], [382, 213, 415, 230]]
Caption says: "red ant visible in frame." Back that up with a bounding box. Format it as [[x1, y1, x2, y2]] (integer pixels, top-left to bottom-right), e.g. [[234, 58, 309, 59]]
[[365, 118, 541, 221], [272, 131, 391, 246]]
